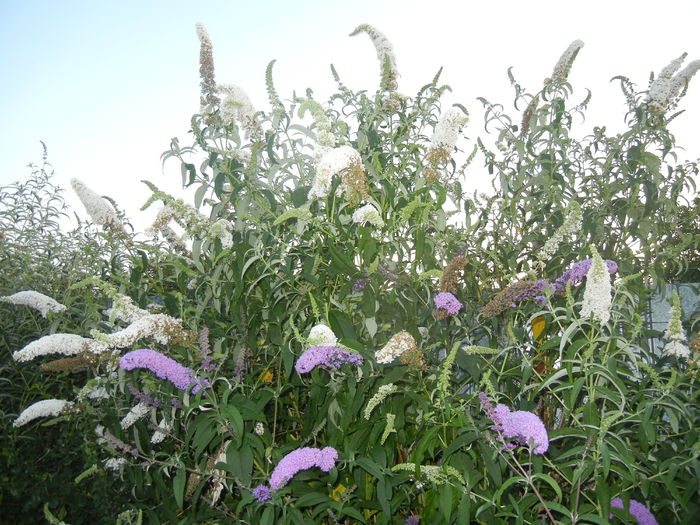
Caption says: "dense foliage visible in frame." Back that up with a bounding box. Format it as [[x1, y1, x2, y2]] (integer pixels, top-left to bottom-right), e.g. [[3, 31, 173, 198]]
[[2, 25, 699, 524]]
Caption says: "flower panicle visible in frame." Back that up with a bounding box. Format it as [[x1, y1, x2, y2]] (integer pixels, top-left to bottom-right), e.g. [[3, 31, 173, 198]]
[[13, 399, 74, 428], [267, 446, 339, 490], [480, 393, 549, 454], [119, 349, 209, 394], [549, 39, 584, 84], [663, 290, 689, 359], [364, 383, 398, 419], [350, 24, 399, 92], [295, 346, 363, 374], [609, 498, 659, 525], [648, 52, 700, 112], [579, 246, 612, 324], [0, 290, 66, 317], [375, 331, 417, 364], [196, 23, 220, 110]]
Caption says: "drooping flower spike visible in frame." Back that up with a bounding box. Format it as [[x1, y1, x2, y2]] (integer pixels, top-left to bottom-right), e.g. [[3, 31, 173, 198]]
[[0, 290, 66, 317], [119, 349, 209, 394], [294, 346, 363, 374]]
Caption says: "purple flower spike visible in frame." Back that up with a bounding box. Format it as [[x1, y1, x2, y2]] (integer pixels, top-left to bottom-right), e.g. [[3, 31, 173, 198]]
[[480, 393, 549, 454], [269, 446, 339, 490], [294, 346, 364, 374], [253, 484, 271, 502], [610, 498, 659, 525], [119, 349, 208, 394], [434, 292, 463, 315], [352, 278, 370, 292], [406, 516, 420, 525], [552, 259, 617, 294]]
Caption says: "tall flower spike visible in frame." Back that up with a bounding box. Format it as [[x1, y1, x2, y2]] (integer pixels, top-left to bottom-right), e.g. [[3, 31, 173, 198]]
[[350, 24, 399, 91], [648, 52, 700, 112], [0, 291, 66, 317], [579, 246, 612, 325], [196, 23, 220, 110], [298, 98, 336, 148], [549, 39, 584, 84], [71, 178, 120, 227], [663, 290, 689, 359], [536, 201, 583, 264]]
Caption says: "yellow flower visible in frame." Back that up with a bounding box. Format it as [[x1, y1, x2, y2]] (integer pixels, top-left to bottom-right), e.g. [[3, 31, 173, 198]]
[[260, 370, 274, 383]]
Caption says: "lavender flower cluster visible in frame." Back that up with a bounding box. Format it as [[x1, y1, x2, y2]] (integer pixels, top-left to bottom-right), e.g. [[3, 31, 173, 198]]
[[610, 498, 658, 525], [433, 292, 463, 315], [119, 349, 209, 394], [550, 258, 618, 295], [252, 446, 339, 502], [480, 392, 549, 454], [294, 346, 364, 374]]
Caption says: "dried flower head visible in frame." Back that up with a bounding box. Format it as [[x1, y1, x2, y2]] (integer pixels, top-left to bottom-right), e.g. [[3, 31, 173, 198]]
[[439, 256, 469, 294], [196, 23, 220, 111], [480, 280, 543, 317], [399, 346, 426, 370], [40, 356, 93, 372]]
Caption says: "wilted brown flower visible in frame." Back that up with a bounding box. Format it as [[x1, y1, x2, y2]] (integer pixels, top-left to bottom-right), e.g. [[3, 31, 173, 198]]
[[480, 280, 539, 317], [439, 256, 468, 294], [40, 356, 93, 373]]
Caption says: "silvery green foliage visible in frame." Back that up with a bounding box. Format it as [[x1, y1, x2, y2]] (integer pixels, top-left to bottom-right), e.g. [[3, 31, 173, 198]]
[[3, 25, 700, 525]]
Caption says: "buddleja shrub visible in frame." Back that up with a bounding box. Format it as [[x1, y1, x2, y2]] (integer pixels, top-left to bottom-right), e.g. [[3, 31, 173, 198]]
[[3, 24, 700, 525]]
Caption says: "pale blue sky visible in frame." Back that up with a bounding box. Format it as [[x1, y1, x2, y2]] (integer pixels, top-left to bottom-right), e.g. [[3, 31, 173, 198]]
[[2, 0, 699, 229]]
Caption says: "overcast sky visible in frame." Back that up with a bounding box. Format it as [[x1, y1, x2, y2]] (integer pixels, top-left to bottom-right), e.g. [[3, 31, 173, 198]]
[[1, 0, 699, 230]]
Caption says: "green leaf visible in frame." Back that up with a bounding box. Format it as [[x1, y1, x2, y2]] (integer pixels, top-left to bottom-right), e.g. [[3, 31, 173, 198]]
[[173, 467, 186, 509]]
